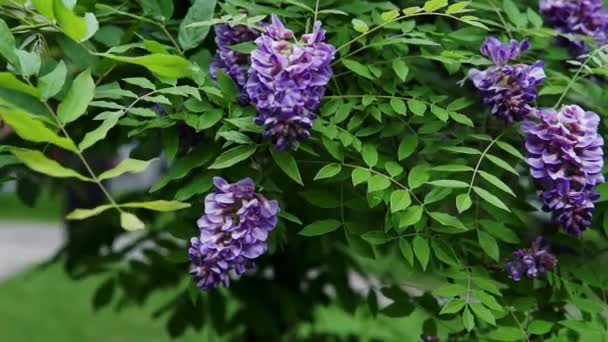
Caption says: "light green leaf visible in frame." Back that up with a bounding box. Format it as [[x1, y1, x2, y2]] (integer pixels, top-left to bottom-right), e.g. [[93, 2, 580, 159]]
[[399, 238, 414, 266], [381, 10, 399, 22], [216, 70, 238, 103], [352, 168, 371, 186], [390, 98, 406, 115], [472, 290, 503, 311], [408, 165, 430, 189], [527, 320, 554, 335], [430, 105, 449, 122], [351, 19, 369, 33], [54, 0, 98, 42], [38, 61, 67, 99], [98, 158, 158, 181], [427, 179, 469, 188], [79, 111, 121, 151], [487, 327, 523, 341], [478, 170, 516, 196], [314, 163, 342, 180], [442, 146, 481, 155], [120, 200, 191, 211], [403, 6, 422, 15], [98, 53, 194, 79], [368, 174, 391, 192], [271, 149, 303, 185], [478, 230, 499, 261], [120, 212, 145, 231], [123, 77, 156, 90], [413, 235, 430, 270], [429, 212, 467, 230], [486, 154, 519, 175], [432, 240, 460, 266], [390, 189, 411, 213], [398, 134, 418, 160], [57, 69, 95, 124], [217, 130, 254, 145], [440, 298, 466, 314], [432, 164, 473, 172], [0, 72, 39, 97], [399, 205, 423, 229], [361, 231, 390, 245], [208, 145, 256, 169], [496, 141, 524, 160], [66, 204, 113, 220], [299, 219, 342, 236], [0, 19, 21, 70], [456, 193, 472, 213], [32, 0, 54, 18], [392, 60, 409, 81], [503, 0, 527, 28], [8, 148, 92, 181], [179, 0, 217, 50], [362, 144, 378, 167], [527, 8, 543, 28], [407, 99, 427, 116], [342, 59, 374, 80], [424, 0, 448, 12], [462, 307, 475, 332], [433, 283, 467, 297], [473, 186, 510, 212], [0, 103, 76, 151], [446, 1, 470, 14]]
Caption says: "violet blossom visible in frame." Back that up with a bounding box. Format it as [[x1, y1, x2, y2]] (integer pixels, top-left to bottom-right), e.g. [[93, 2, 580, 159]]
[[505, 237, 557, 281]]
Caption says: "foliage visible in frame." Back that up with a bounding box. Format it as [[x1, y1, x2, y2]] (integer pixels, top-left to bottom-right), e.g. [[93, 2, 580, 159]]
[[1, 0, 608, 340]]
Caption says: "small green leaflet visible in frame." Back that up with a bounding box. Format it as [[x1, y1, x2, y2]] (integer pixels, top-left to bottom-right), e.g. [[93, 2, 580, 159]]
[[271, 149, 303, 185], [97, 158, 158, 181], [299, 219, 342, 236], [314, 163, 342, 181], [413, 235, 430, 270], [9, 148, 93, 182], [120, 212, 145, 231], [57, 69, 95, 125], [208, 145, 257, 169]]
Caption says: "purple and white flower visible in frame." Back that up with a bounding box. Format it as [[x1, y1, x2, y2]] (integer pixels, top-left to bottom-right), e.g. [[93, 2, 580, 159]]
[[505, 237, 557, 281]]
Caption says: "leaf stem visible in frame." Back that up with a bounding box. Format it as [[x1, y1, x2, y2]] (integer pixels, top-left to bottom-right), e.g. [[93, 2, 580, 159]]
[[466, 133, 504, 196]]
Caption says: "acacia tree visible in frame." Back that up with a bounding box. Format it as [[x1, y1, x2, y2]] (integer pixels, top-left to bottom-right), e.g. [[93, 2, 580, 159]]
[[1, 0, 608, 340]]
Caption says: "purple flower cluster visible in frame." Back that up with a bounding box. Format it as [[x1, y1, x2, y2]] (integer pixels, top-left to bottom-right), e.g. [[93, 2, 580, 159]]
[[189, 177, 279, 290], [523, 105, 604, 235], [468, 37, 546, 123], [540, 0, 608, 56], [505, 237, 558, 281], [246, 14, 336, 150], [210, 24, 260, 104]]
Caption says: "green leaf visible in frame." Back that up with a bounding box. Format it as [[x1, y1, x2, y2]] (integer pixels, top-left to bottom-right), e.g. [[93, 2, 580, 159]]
[[314, 163, 342, 180], [79, 111, 121, 151], [526, 8, 543, 28], [390, 189, 411, 213], [390, 98, 406, 115], [408, 165, 430, 189], [487, 327, 523, 341], [98, 53, 194, 79], [362, 144, 378, 167], [57, 69, 95, 125], [216, 70, 238, 103], [442, 146, 481, 155], [32, 0, 55, 18], [473, 186, 510, 212], [407, 99, 427, 116], [0, 104, 76, 151], [439, 298, 466, 314], [424, 0, 448, 12], [38, 61, 67, 99], [352, 168, 371, 186], [462, 307, 475, 332], [446, 1, 470, 14], [496, 141, 524, 160], [479, 219, 520, 243], [381, 10, 399, 21], [433, 283, 467, 297], [430, 105, 449, 122], [0, 19, 20, 70], [351, 19, 369, 33], [120, 200, 191, 211], [478, 230, 499, 261], [208, 145, 256, 169], [66, 204, 114, 220], [427, 179, 469, 188], [15, 50, 41, 77], [456, 193, 472, 213], [478, 170, 516, 196], [432, 164, 473, 172], [413, 235, 430, 270], [174, 172, 213, 201], [8, 148, 92, 181], [385, 162, 403, 177], [98, 158, 157, 181], [368, 174, 391, 192], [527, 320, 554, 335], [403, 6, 422, 15], [271, 149, 303, 185], [392, 60, 409, 81], [342, 59, 374, 80], [472, 290, 503, 311], [399, 238, 414, 266], [120, 212, 145, 231], [398, 135, 418, 160], [179, 0, 216, 50], [503, 0, 527, 28], [361, 231, 390, 245], [449, 111, 474, 127], [486, 154, 519, 176], [54, 0, 98, 42], [150, 146, 213, 192], [299, 219, 342, 236], [137, 0, 174, 20], [279, 211, 303, 225], [399, 205, 423, 229], [432, 240, 460, 266], [123, 77, 156, 90], [0, 72, 39, 97], [228, 42, 257, 54], [429, 212, 467, 230]]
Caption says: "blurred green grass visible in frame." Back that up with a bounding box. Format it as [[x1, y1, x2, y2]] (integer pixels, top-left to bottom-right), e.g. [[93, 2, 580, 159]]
[[0, 262, 203, 342], [0, 191, 63, 222]]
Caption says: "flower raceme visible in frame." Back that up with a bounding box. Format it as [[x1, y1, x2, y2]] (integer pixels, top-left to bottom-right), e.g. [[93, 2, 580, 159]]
[[246, 14, 336, 150], [210, 24, 260, 104], [505, 237, 557, 281], [523, 105, 605, 235], [189, 177, 279, 290], [540, 0, 608, 56], [468, 37, 545, 123]]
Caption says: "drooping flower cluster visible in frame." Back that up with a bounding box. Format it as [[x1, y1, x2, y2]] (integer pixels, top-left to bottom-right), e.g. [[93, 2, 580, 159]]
[[189, 177, 279, 290], [468, 37, 546, 123], [210, 24, 260, 104], [523, 105, 604, 235], [540, 0, 608, 56], [505, 237, 558, 281], [246, 14, 336, 150]]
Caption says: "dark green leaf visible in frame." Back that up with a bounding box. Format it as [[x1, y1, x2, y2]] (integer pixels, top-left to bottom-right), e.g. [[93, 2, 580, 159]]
[[413, 235, 430, 270], [299, 219, 342, 236], [271, 149, 303, 185], [208, 145, 256, 169]]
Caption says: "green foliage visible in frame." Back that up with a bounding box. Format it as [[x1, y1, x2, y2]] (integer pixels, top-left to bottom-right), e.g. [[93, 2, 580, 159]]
[[1, 0, 608, 340]]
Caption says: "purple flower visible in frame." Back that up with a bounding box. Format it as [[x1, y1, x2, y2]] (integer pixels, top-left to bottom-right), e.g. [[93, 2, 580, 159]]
[[468, 37, 545, 123], [210, 24, 260, 104], [189, 177, 279, 290], [523, 105, 605, 235], [246, 14, 336, 150], [540, 0, 608, 56], [505, 237, 557, 281]]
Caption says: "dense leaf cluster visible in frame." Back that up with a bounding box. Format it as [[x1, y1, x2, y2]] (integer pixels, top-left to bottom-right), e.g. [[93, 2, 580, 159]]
[[1, 0, 608, 340]]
